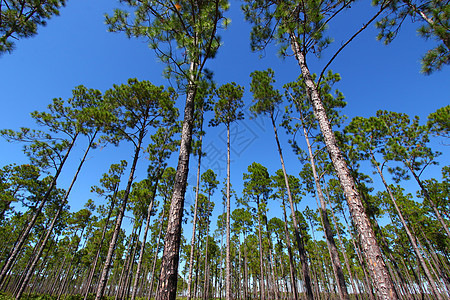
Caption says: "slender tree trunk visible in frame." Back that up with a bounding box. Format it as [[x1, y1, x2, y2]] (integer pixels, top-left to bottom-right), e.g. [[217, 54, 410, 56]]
[[256, 198, 266, 300], [83, 186, 119, 299], [269, 111, 313, 300], [131, 180, 158, 300], [57, 228, 85, 300], [328, 201, 359, 299], [148, 201, 168, 300], [263, 211, 279, 300], [290, 35, 396, 300], [406, 164, 450, 238], [50, 252, 67, 295], [124, 225, 141, 300], [372, 155, 442, 299], [299, 114, 349, 300], [0, 135, 78, 286], [420, 228, 450, 294], [95, 131, 144, 300], [116, 225, 137, 300], [16, 134, 96, 299], [340, 207, 376, 300], [203, 232, 210, 300], [156, 74, 197, 300], [243, 232, 249, 300], [281, 197, 298, 300], [187, 132, 203, 300], [226, 125, 232, 300]]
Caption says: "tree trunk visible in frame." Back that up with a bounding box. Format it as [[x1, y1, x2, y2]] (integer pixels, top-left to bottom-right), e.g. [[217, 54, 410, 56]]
[[156, 76, 197, 300], [262, 210, 279, 300], [290, 34, 396, 300], [95, 130, 144, 300], [83, 185, 119, 299], [407, 164, 450, 238], [16, 133, 96, 300], [226, 125, 232, 300], [203, 231, 211, 300], [281, 197, 298, 300], [187, 131, 203, 300], [299, 114, 349, 300], [256, 198, 266, 300], [243, 232, 249, 300], [269, 110, 314, 300], [372, 154, 442, 300], [328, 201, 360, 298], [131, 180, 158, 300], [148, 192, 169, 300], [0, 134, 78, 286], [57, 228, 85, 300], [339, 206, 377, 300]]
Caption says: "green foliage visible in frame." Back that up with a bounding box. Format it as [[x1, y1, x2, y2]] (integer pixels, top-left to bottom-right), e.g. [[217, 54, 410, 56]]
[[0, 163, 40, 218], [105, 0, 230, 88], [201, 169, 219, 197], [374, 0, 450, 74], [241, 0, 347, 56], [209, 82, 245, 128], [0, 0, 66, 54], [427, 105, 450, 138], [101, 78, 178, 146], [249, 68, 282, 117]]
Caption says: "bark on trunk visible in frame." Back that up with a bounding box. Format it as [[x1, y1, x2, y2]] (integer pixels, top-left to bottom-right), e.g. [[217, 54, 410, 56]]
[[263, 210, 279, 300], [156, 82, 197, 300], [147, 207, 166, 300], [290, 34, 396, 300]]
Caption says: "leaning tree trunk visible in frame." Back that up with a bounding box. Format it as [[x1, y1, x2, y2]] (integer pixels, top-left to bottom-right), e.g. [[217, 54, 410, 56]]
[[372, 154, 443, 300], [290, 34, 397, 300], [406, 163, 450, 238], [95, 130, 145, 300], [0, 134, 78, 286], [299, 114, 350, 300], [16, 133, 96, 300], [269, 111, 314, 300]]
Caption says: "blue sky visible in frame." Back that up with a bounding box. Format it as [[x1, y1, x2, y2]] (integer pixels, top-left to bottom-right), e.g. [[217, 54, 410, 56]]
[[1, 0, 449, 239]]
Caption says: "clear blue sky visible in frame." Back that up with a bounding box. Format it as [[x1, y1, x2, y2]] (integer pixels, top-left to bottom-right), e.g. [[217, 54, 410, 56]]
[[1, 0, 449, 238]]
